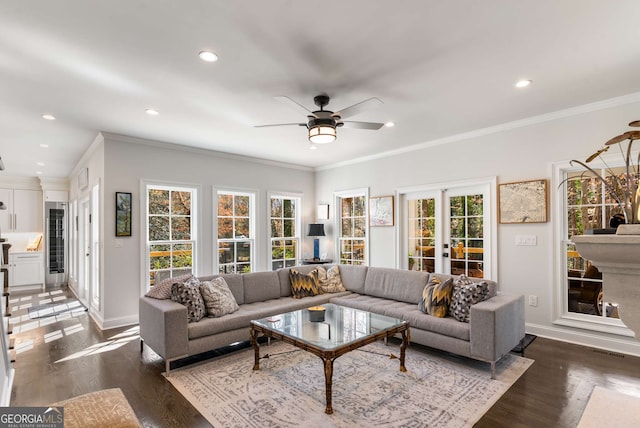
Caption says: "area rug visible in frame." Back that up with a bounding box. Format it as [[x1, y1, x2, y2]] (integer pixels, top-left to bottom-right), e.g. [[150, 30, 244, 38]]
[[165, 341, 533, 427], [577, 386, 640, 428]]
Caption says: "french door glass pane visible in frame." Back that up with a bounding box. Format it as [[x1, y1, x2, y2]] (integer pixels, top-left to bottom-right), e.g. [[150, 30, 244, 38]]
[[408, 198, 436, 272], [449, 194, 484, 279]]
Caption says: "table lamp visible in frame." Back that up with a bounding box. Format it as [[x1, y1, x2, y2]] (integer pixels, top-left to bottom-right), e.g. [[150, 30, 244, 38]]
[[308, 224, 325, 260]]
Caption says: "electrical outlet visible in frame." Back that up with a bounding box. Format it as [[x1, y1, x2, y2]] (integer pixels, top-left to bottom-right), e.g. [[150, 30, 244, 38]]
[[528, 295, 538, 307]]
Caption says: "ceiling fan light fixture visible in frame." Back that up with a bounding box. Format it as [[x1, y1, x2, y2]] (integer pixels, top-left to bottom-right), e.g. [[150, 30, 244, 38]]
[[308, 124, 336, 144]]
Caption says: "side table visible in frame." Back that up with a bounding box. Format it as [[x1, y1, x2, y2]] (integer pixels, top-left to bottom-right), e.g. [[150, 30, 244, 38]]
[[300, 259, 333, 265]]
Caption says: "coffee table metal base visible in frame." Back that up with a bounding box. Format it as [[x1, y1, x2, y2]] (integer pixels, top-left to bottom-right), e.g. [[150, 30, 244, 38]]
[[250, 323, 410, 414]]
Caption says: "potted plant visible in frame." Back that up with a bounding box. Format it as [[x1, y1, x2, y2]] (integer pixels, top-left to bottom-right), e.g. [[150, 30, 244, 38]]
[[563, 120, 640, 230]]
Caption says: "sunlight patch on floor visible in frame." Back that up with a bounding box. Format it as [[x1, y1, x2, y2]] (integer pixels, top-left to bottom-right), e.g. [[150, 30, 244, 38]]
[[56, 327, 140, 363]]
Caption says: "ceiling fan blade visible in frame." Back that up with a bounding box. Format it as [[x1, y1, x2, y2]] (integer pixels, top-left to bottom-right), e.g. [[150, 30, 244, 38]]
[[333, 97, 383, 119], [254, 123, 307, 128], [274, 96, 318, 118], [340, 121, 385, 130]]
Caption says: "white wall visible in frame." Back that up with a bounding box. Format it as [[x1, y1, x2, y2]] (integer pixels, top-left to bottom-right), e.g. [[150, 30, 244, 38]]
[[98, 133, 316, 328], [316, 98, 640, 355]]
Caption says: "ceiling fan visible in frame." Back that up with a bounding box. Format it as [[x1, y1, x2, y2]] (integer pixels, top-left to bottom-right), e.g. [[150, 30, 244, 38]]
[[255, 94, 384, 144]]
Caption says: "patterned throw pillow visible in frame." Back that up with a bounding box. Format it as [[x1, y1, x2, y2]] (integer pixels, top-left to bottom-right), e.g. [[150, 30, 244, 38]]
[[316, 266, 346, 294], [290, 268, 320, 299], [170, 277, 205, 323], [145, 273, 193, 299], [418, 276, 454, 317], [449, 275, 490, 323], [199, 277, 239, 318]]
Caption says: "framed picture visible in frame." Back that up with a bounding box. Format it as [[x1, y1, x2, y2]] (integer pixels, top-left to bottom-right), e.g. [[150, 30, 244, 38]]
[[115, 192, 132, 236], [499, 179, 548, 224], [369, 195, 394, 226]]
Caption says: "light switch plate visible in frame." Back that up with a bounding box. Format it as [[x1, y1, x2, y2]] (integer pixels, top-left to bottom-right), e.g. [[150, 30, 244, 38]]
[[516, 235, 537, 246]]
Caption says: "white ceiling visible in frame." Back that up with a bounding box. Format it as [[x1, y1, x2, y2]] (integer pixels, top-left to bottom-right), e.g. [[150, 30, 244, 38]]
[[1, 1, 640, 178]]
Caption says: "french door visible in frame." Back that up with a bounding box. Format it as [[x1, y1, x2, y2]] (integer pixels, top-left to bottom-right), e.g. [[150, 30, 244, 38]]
[[400, 181, 494, 279]]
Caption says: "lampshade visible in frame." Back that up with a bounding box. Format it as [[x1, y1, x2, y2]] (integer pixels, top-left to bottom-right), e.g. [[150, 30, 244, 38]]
[[308, 125, 336, 144], [308, 223, 326, 237], [0, 201, 6, 210]]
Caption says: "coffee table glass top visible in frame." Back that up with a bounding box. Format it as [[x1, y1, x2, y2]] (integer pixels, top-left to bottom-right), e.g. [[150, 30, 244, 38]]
[[251, 303, 407, 351]]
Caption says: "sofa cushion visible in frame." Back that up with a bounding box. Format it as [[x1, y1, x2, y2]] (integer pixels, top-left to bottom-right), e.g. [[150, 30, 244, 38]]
[[243, 271, 281, 304], [449, 276, 490, 323], [365, 267, 429, 304], [146, 273, 193, 300], [199, 274, 244, 305], [170, 277, 205, 323], [335, 265, 368, 293], [199, 277, 239, 318], [290, 269, 320, 298], [317, 265, 346, 293], [418, 276, 454, 317], [328, 293, 393, 314], [277, 265, 321, 297]]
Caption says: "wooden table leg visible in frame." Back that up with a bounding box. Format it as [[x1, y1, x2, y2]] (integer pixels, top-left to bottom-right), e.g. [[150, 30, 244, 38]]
[[250, 327, 260, 371], [323, 357, 334, 414], [399, 328, 408, 372]]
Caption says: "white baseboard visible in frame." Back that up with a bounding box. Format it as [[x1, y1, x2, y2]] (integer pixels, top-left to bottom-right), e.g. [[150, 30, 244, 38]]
[[1, 368, 14, 406], [526, 322, 640, 357], [89, 310, 138, 331]]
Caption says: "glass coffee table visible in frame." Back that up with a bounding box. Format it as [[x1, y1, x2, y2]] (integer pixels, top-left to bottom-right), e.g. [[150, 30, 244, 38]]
[[250, 303, 410, 414]]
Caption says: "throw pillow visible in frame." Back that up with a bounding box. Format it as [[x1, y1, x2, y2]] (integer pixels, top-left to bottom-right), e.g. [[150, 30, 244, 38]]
[[170, 277, 205, 323], [316, 265, 346, 294], [290, 268, 320, 299], [449, 276, 490, 323], [199, 277, 239, 318], [418, 277, 454, 317], [145, 273, 193, 299]]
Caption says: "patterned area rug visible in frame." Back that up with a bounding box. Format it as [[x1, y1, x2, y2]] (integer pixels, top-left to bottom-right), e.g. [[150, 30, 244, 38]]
[[165, 340, 533, 427]]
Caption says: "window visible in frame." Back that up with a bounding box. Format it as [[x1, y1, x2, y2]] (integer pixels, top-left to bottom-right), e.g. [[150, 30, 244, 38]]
[[270, 194, 301, 270], [146, 185, 196, 290], [336, 191, 368, 265], [561, 165, 626, 322], [217, 190, 254, 273]]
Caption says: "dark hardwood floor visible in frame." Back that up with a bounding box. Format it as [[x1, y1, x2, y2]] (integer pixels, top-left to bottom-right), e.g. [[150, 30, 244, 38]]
[[9, 287, 640, 427]]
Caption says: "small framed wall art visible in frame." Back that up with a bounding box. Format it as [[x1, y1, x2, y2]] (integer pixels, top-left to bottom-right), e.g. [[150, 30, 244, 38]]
[[115, 192, 132, 236], [498, 179, 548, 224], [369, 195, 394, 226]]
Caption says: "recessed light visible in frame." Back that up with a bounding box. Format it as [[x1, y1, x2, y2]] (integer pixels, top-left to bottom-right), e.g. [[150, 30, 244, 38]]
[[40, 144, 49, 148], [385, 121, 395, 127], [199, 51, 218, 62], [145, 108, 159, 116], [36, 162, 45, 166], [36, 171, 43, 175], [515, 79, 532, 88], [42, 114, 56, 120]]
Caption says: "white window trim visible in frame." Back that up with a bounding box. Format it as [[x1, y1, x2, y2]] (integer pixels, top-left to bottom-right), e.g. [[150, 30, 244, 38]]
[[140, 180, 200, 295], [333, 188, 370, 265], [552, 159, 633, 337], [214, 187, 257, 273], [267, 191, 303, 270], [395, 176, 497, 281]]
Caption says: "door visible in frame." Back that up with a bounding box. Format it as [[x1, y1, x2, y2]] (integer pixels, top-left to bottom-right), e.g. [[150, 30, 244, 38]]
[[78, 198, 90, 304], [401, 182, 493, 279]]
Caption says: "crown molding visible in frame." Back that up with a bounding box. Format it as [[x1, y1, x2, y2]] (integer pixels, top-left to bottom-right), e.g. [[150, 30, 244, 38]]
[[316, 91, 640, 172], [101, 132, 314, 173]]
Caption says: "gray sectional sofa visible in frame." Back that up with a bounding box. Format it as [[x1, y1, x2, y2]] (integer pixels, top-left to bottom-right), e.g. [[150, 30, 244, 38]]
[[139, 264, 525, 377]]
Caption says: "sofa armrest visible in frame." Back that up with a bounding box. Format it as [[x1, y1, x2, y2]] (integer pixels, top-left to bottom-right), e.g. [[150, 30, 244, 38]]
[[469, 294, 525, 362], [139, 297, 189, 360]]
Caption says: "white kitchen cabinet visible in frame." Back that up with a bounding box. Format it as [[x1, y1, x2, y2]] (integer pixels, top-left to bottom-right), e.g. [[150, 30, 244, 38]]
[[0, 189, 43, 233], [8, 252, 44, 288]]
